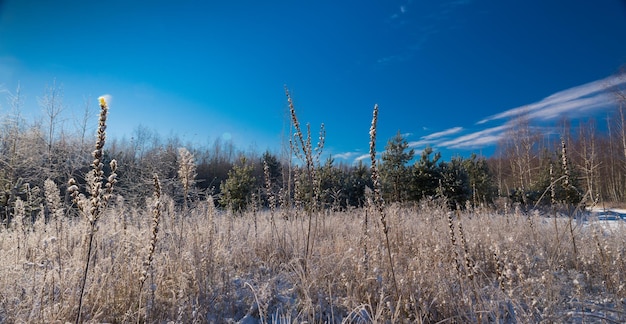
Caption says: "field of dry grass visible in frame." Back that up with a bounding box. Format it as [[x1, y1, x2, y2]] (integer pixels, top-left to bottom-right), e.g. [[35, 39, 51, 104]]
[[3, 97, 626, 324], [2, 196, 626, 323]]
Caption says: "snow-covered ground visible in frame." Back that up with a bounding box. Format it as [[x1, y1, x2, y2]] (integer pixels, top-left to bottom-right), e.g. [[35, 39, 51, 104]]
[[587, 207, 626, 219], [583, 207, 626, 231]]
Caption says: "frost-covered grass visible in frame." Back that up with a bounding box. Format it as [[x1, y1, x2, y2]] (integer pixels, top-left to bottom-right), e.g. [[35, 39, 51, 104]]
[[2, 200, 626, 323]]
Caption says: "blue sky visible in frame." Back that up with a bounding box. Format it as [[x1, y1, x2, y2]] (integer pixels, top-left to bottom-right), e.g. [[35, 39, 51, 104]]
[[1, 0, 625, 163]]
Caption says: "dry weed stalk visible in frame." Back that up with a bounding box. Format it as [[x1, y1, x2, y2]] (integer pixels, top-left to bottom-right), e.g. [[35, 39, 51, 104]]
[[178, 147, 197, 204], [293, 167, 303, 211], [43, 179, 63, 220], [456, 214, 476, 280], [561, 139, 579, 259], [177, 147, 196, 250], [137, 173, 162, 323], [68, 96, 117, 324], [285, 87, 325, 261], [368, 104, 399, 300], [251, 191, 259, 240], [549, 163, 561, 243], [206, 194, 215, 239], [43, 178, 65, 282], [264, 160, 278, 244], [561, 139, 571, 188], [446, 211, 463, 277], [492, 246, 507, 293], [12, 197, 25, 265], [362, 188, 372, 272], [456, 211, 484, 320]]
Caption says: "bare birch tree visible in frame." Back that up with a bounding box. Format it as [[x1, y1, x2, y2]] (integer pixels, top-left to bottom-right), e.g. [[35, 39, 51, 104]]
[[575, 119, 600, 205], [38, 79, 65, 176], [503, 111, 540, 203]]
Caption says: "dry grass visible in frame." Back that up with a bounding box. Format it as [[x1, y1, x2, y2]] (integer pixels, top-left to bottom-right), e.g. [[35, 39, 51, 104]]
[[2, 96, 625, 323], [2, 199, 626, 323]]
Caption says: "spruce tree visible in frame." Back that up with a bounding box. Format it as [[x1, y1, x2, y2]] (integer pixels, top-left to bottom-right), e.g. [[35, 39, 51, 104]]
[[438, 157, 470, 209], [220, 157, 256, 213], [411, 146, 441, 201], [462, 153, 496, 206], [381, 131, 414, 202]]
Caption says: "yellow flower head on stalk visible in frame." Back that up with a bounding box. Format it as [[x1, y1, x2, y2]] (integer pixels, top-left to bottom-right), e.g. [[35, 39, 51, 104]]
[[98, 94, 112, 107]]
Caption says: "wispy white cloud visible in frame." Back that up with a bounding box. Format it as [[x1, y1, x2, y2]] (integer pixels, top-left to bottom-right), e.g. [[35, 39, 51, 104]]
[[334, 151, 359, 160], [432, 74, 625, 150], [530, 95, 611, 120], [350, 74, 624, 156], [328, 151, 371, 164], [408, 139, 434, 149], [439, 125, 509, 149], [404, 126, 463, 149], [421, 126, 463, 140], [355, 153, 371, 162], [477, 75, 625, 125]]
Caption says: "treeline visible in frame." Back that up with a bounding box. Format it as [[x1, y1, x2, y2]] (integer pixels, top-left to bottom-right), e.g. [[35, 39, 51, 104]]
[[0, 84, 493, 222], [490, 112, 626, 208], [1, 80, 626, 222]]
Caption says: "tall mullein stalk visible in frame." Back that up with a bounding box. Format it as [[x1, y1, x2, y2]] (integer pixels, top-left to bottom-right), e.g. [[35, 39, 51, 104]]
[[137, 174, 162, 324], [264, 161, 278, 244], [362, 189, 371, 272], [12, 198, 25, 264], [456, 211, 482, 322], [68, 96, 117, 324], [251, 192, 259, 241], [561, 139, 571, 188], [457, 212, 476, 282], [177, 147, 197, 251], [561, 139, 578, 258], [549, 163, 562, 251], [447, 211, 463, 278], [368, 104, 399, 300], [492, 246, 507, 293], [44, 179, 64, 282], [285, 87, 325, 261]]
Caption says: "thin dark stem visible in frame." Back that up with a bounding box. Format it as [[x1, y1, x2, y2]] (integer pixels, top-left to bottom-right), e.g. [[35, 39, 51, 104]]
[[76, 228, 95, 324], [383, 227, 399, 297]]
